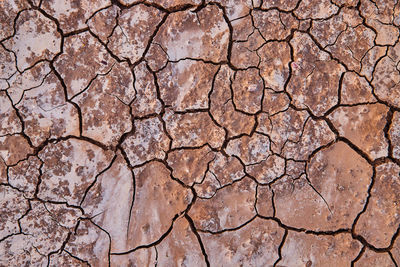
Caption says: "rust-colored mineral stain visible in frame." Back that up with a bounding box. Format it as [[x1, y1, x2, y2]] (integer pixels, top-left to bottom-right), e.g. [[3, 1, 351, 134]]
[[0, 1, 399, 266]]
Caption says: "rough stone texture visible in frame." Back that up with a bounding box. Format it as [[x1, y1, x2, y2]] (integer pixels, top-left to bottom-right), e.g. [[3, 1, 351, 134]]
[[232, 68, 263, 114], [37, 139, 114, 205], [0, 42, 17, 88], [81, 154, 133, 252], [108, 4, 163, 64], [73, 62, 134, 146], [158, 60, 219, 111], [156, 217, 206, 267], [226, 133, 271, 165], [280, 232, 362, 266], [54, 31, 115, 98], [154, 5, 229, 61], [0, 186, 30, 240], [372, 42, 400, 108], [41, 0, 110, 33], [258, 41, 291, 92], [167, 146, 215, 186], [0, 134, 33, 165], [163, 109, 225, 149], [210, 65, 255, 137], [0, 91, 21, 135], [4, 10, 61, 71], [64, 220, 110, 267], [189, 177, 256, 232], [8, 156, 41, 198], [275, 142, 371, 231], [127, 161, 192, 250], [6, 61, 52, 103], [329, 104, 389, 160], [355, 249, 395, 267], [390, 111, 400, 160], [200, 217, 284, 266], [355, 162, 400, 248], [17, 72, 80, 146], [121, 117, 170, 166], [288, 32, 345, 116], [340, 72, 376, 105], [274, 142, 372, 231], [131, 62, 162, 116], [20, 201, 82, 254], [1, 1, 399, 265]]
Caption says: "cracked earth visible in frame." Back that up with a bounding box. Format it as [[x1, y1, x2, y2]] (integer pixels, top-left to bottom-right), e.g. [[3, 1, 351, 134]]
[[1, 0, 400, 266]]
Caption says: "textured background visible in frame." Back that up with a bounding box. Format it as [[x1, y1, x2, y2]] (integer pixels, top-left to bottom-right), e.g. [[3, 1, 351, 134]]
[[1, 0, 400, 266]]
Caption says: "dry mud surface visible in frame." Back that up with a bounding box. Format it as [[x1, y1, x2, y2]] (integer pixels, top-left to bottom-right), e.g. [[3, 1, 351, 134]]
[[1, 0, 400, 266]]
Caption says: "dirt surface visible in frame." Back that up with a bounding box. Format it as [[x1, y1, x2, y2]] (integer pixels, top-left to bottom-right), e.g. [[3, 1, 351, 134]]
[[1, 0, 400, 266]]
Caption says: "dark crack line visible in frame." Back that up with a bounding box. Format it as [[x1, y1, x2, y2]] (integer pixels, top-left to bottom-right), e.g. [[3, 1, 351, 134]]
[[185, 214, 211, 267], [273, 228, 288, 267]]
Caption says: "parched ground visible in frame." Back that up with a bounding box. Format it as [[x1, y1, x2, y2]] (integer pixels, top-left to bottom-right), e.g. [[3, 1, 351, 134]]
[[1, 0, 400, 266]]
